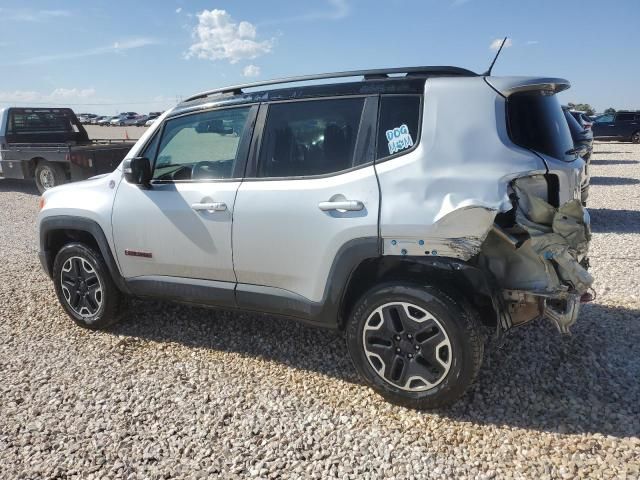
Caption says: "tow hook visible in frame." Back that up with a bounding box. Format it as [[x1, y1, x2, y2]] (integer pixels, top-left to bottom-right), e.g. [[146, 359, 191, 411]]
[[545, 294, 581, 335]]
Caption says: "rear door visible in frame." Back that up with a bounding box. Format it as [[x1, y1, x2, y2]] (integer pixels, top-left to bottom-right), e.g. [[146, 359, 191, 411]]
[[612, 112, 635, 138], [232, 96, 379, 306]]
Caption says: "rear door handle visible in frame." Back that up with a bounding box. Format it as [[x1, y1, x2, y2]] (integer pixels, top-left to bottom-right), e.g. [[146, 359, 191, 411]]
[[191, 202, 227, 212], [318, 200, 364, 211]]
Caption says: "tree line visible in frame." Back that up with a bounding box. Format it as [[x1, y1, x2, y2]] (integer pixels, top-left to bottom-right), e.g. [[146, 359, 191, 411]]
[[567, 103, 617, 116]]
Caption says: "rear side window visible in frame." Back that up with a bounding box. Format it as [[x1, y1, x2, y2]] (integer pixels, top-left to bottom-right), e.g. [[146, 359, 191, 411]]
[[507, 92, 574, 161], [377, 95, 421, 160], [6, 109, 86, 143], [616, 113, 635, 122], [258, 98, 364, 178]]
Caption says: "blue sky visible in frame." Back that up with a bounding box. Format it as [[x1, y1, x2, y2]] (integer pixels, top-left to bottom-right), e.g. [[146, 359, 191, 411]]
[[0, 0, 637, 115]]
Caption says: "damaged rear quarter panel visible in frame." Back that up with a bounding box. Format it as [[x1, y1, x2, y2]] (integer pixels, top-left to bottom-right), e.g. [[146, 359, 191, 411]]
[[375, 77, 547, 260]]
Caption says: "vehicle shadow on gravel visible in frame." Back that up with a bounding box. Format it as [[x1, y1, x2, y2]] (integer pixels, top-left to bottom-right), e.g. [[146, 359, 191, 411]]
[[0, 179, 39, 195], [589, 176, 640, 186], [590, 159, 638, 165], [589, 208, 640, 233], [112, 300, 639, 439], [454, 302, 640, 439]]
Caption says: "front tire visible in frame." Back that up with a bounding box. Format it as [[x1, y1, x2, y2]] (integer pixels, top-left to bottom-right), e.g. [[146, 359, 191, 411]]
[[52, 243, 125, 329], [35, 161, 67, 193], [631, 131, 640, 144], [346, 283, 484, 409]]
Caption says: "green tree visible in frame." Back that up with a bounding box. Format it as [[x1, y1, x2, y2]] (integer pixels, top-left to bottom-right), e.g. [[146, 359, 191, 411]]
[[604, 107, 616, 115], [573, 103, 596, 116]]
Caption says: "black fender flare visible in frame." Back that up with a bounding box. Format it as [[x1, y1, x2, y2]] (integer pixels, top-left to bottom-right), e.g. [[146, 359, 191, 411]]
[[39, 215, 130, 294]]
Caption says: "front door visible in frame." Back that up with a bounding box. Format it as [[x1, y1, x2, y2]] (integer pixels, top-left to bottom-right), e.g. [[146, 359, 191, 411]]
[[592, 114, 615, 138], [112, 105, 257, 282]]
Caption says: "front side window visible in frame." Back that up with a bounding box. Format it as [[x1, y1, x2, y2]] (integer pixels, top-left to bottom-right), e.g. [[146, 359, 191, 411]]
[[258, 98, 364, 178], [152, 106, 251, 181], [376, 95, 421, 160], [594, 114, 614, 123]]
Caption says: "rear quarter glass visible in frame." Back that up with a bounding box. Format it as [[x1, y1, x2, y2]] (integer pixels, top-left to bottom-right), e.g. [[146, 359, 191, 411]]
[[376, 95, 421, 160], [507, 92, 574, 162]]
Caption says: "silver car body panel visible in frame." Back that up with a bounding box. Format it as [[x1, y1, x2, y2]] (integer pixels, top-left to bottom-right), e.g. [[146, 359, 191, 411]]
[[233, 165, 379, 303], [111, 179, 240, 282]]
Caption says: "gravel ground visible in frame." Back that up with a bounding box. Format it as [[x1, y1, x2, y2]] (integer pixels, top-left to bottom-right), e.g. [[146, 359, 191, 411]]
[[1, 142, 639, 479]]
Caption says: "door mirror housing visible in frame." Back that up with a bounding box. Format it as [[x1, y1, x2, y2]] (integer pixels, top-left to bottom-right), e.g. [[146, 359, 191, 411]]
[[123, 157, 152, 187]]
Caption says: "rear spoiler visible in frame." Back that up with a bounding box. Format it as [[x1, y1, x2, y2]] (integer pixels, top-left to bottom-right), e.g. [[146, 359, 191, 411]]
[[485, 76, 570, 97]]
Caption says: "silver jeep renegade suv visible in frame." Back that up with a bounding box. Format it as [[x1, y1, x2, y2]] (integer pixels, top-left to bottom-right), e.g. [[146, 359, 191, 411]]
[[37, 67, 592, 408]]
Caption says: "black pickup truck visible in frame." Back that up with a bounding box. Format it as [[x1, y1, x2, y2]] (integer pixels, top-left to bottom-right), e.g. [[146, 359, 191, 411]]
[[0, 107, 135, 193]]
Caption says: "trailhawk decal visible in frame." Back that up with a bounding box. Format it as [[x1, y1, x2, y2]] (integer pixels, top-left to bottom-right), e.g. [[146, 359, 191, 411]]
[[386, 124, 414, 155]]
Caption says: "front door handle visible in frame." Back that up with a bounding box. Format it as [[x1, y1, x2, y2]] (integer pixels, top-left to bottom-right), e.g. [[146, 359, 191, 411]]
[[318, 200, 364, 212], [191, 202, 227, 212]]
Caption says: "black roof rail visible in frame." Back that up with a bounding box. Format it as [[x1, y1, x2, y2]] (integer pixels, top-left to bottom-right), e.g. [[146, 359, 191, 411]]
[[184, 66, 477, 102]]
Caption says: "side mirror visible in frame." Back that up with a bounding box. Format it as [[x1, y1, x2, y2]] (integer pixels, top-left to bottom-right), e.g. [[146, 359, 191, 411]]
[[123, 157, 152, 187]]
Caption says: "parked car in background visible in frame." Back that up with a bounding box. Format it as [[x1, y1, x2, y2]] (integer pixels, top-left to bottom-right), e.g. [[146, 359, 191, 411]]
[[78, 113, 98, 124], [122, 115, 143, 126], [110, 113, 139, 126], [144, 111, 162, 127], [563, 106, 593, 205], [592, 111, 640, 143], [569, 111, 593, 131], [0, 107, 134, 192], [37, 67, 591, 409], [134, 115, 149, 126], [98, 116, 118, 126], [145, 117, 159, 127], [91, 116, 108, 125]]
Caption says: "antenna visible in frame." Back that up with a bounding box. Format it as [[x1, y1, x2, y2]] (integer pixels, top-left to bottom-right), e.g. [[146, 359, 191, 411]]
[[483, 37, 508, 76]]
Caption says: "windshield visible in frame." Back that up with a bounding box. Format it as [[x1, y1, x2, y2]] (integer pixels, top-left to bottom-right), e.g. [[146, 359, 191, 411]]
[[507, 92, 575, 162]]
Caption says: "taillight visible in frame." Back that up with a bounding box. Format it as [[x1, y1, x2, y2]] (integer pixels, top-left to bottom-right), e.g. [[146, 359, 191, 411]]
[[38, 197, 46, 210]]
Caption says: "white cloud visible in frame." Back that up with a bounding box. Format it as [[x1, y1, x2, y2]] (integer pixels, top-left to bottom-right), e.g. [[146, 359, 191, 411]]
[[18, 38, 160, 65], [112, 38, 158, 50], [187, 10, 273, 63], [50, 88, 96, 99], [243, 64, 261, 77], [489, 38, 512, 51], [176, 7, 182, 14], [0, 87, 96, 103], [0, 8, 71, 22]]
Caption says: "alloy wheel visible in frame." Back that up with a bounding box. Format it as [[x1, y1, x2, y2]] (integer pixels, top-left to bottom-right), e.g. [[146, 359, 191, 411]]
[[39, 167, 55, 190], [362, 302, 452, 391], [60, 256, 103, 318]]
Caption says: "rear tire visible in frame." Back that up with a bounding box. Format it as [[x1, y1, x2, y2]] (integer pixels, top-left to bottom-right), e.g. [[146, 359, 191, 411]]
[[35, 161, 67, 193], [631, 131, 640, 144], [346, 283, 484, 409], [52, 243, 125, 330]]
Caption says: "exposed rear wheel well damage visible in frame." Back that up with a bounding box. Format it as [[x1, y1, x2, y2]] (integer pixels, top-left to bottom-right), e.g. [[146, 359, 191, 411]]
[[340, 256, 498, 330]]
